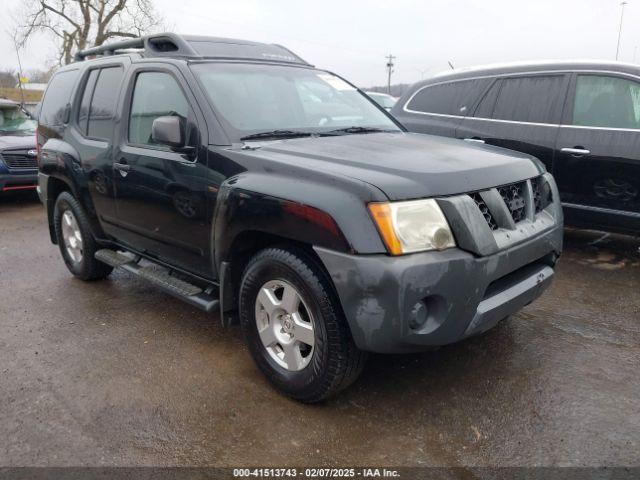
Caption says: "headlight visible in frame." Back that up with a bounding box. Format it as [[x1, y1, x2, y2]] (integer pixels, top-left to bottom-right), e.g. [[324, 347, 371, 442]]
[[368, 199, 456, 255]]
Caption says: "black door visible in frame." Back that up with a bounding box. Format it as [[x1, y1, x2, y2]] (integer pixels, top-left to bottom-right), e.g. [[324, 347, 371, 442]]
[[73, 64, 126, 229], [112, 66, 213, 278], [553, 73, 640, 234], [456, 74, 570, 173], [397, 78, 490, 137]]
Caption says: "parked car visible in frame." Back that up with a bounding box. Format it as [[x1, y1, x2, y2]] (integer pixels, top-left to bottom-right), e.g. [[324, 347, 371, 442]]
[[392, 61, 640, 237], [38, 34, 562, 402], [0, 99, 38, 193], [364, 91, 397, 110]]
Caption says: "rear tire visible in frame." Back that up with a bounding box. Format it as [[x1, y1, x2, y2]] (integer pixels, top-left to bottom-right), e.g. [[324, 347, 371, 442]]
[[53, 191, 113, 281], [239, 246, 366, 403]]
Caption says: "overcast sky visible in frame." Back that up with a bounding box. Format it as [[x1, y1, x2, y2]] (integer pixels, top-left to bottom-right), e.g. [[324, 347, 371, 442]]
[[1, 0, 638, 87]]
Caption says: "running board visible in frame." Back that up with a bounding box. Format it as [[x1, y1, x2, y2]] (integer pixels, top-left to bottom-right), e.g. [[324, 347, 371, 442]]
[[95, 249, 220, 313]]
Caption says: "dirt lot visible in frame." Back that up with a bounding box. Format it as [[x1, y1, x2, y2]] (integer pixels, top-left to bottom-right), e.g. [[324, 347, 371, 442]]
[[1, 191, 639, 467]]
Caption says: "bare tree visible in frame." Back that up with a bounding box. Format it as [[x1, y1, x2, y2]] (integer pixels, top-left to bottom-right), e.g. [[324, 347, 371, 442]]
[[0, 69, 18, 88], [25, 68, 55, 83], [14, 0, 164, 65]]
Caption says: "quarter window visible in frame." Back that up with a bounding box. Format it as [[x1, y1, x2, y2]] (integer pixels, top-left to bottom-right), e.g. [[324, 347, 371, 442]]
[[128, 72, 190, 147], [490, 76, 565, 124], [39, 69, 79, 126], [406, 79, 489, 116], [572, 75, 640, 129]]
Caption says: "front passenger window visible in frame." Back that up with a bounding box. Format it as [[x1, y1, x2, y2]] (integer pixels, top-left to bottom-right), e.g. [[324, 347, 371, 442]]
[[572, 75, 640, 129], [128, 72, 190, 147]]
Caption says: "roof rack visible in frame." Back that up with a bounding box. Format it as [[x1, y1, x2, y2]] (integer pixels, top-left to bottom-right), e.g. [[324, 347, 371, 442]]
[[74, 32, 312, 66]]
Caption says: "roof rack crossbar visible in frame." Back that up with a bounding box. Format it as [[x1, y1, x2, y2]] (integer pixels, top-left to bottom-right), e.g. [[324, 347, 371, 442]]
[[74, 33, 199, 62], [74, 37, 145, 61]]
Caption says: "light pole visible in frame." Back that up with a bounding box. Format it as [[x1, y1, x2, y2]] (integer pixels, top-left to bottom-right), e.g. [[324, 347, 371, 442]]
[[616, 1, 628, 60]]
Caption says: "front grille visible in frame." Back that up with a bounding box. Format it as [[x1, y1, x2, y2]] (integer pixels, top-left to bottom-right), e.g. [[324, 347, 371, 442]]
[[470, 192, 498, 230], [531, 176, 552, 213], [498, 181, 527, 223], [469, 176, 551, 231], [2, 152, 37, 169]]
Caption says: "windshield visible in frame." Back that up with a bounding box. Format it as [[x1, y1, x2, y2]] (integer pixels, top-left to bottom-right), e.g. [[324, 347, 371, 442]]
[[0, 107, 36, 135], [191, 63, 401, 141]]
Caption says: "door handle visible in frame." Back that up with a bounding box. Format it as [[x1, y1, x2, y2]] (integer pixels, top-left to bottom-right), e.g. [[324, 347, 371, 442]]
[[113, 161, 130, 177], [561, 147, 590, 156], [464, 138, 485, 144], [113, 163, 130, 171]]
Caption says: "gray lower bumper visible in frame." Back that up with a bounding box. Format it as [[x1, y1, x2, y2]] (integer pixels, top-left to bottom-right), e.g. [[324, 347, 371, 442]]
[[314, 224, 562, 353]]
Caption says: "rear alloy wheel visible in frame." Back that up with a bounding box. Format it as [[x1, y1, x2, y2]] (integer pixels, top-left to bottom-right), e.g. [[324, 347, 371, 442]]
[[240, 247, 367, 403], [61, 210, 83, 264], [54, 191, 113, 281]]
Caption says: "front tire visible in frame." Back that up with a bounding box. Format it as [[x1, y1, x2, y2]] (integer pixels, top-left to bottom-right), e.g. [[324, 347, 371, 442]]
[[239, 247, 366, 403], [53, 191, 113, 281]]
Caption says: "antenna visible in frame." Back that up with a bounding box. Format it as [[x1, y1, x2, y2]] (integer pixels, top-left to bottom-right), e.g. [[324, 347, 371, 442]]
[[14, 40, 26, 109], [448, 61, 455, 70]]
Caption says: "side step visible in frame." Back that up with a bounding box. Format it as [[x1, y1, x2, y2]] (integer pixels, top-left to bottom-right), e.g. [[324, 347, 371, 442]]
[[95, 249, 220, 313]]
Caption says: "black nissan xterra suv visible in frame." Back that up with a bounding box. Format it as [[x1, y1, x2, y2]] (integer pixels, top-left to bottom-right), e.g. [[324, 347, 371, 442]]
[[38, 34, 563, 402]]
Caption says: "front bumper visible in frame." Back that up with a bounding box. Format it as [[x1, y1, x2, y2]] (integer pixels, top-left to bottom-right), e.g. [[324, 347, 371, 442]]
[[315, 221, 562, 354]]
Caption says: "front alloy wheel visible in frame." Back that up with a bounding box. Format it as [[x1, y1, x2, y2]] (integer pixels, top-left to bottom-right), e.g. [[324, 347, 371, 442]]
[[255, 280, 315, 371], [239, 247, 367, 403]]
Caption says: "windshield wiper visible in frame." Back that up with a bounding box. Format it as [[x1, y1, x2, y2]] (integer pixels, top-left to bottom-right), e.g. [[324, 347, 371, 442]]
[[240, 130, 315, 141], [322, 126, 396, 136]]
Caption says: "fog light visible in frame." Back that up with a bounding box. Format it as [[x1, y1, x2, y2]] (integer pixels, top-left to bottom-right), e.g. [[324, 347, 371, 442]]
[[409, 300, 429, 330]]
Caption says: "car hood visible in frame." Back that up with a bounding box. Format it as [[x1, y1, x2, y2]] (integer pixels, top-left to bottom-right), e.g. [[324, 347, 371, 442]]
[[0, 134, 36, 151], [247, 132, 545, 200]]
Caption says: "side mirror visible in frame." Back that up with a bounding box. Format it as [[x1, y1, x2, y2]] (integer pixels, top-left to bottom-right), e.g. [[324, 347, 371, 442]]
[[151, 115, 185, 149]]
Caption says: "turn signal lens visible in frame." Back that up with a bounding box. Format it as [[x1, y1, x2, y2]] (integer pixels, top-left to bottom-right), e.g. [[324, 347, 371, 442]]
[[368, 203, 403, 255]]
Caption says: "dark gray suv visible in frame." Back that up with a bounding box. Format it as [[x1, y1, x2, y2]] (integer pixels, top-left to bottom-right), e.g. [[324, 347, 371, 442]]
[[393, 61, 640, 237]]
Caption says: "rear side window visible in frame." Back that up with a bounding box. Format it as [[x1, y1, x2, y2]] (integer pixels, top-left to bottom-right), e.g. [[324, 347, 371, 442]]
[[572, 75, 640, 129], [406, 79, 489, 116], [474, 80, 501, 118], [87, 67, 124, 139], [128, 72, 189, 147], [40, 70, 79, 126], [490, 75, 565, 124], [77, 66, 124, 139]]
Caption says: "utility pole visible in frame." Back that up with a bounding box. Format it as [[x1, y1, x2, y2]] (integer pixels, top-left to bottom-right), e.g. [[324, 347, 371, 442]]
[[386, 54, 396, 95], [616, 1, 628, 60]]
